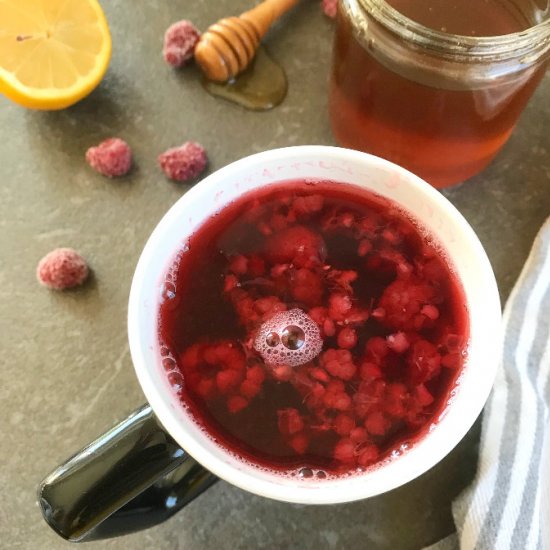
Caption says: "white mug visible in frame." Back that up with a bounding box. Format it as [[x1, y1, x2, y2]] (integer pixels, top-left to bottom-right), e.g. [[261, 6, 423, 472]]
[[39, 146, 501, 541]]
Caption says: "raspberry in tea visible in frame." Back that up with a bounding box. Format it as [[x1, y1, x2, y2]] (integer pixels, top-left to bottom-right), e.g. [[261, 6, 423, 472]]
[[158, 180, 469, 477]]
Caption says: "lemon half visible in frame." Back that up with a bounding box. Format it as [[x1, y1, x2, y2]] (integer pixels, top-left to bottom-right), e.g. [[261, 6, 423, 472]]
[[0, 0, 112, 110]]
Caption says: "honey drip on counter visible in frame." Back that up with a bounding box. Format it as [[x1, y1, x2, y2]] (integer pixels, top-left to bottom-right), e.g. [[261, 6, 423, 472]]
[[202, 46, 287, 111]]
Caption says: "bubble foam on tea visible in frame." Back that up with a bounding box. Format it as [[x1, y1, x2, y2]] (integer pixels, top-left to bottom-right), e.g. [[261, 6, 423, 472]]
[[254, 309, 323, 367]]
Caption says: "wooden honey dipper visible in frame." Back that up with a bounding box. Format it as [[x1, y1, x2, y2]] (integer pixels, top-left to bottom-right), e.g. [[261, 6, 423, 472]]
[[194, 0, 300, 82]]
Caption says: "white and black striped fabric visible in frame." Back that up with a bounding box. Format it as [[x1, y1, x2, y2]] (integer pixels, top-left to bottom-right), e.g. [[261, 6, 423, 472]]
[[428, 218, 550, 550]]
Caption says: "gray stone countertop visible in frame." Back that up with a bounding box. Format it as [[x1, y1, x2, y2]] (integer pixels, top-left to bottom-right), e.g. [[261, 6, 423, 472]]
[[1, 1, 549, 548]]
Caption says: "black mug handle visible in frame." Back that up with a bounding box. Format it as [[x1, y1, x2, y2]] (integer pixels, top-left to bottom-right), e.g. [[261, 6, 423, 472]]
[[38, 404, 218, 542]]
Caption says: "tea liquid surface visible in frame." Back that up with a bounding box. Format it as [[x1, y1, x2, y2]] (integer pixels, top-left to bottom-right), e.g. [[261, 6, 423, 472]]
[[159, 180, 468, 477]]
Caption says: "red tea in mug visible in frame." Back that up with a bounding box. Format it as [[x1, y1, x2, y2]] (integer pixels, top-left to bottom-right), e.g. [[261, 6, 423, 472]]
[[158, 180, 468, 478]]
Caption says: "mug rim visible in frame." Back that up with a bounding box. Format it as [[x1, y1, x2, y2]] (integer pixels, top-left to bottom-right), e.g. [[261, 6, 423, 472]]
[[128, 145, 501, 504]]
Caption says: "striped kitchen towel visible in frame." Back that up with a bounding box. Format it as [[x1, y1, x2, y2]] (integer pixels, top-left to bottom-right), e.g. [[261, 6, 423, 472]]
[[427, 217, 550, 550]]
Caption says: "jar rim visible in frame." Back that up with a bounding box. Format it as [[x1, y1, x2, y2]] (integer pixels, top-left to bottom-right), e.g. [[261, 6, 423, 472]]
[[357, 0, 550, 59]]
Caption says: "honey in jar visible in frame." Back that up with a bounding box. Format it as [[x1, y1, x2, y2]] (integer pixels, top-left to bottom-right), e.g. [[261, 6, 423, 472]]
[[329, 0, 550, 188]]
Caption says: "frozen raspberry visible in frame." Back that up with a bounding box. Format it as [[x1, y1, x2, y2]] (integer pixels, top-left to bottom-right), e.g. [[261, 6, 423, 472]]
[[384, 383, 408, 418], [290, 268, 323, 306], [265, 226, 326, 268], [277, 408, 305, 436], [292, 365, 318, 395], [292, 195, 324, 216], [350, 427, 369, 444], [271, 263, 290, 278], [415, 384, 435, 406], [408, 340, 442, 383], [364, 337, 389, 362], [328, 391, 352, 411], [405, 408, 425, 430], [332, 391, 351, 411], [216, 369, 242, 394], [328, 293, 352, 321], [377, 279, 437, 331], [359, 362, 382, 380], [240, 380, 261, 399], [326, 379, 346, 393], [326, 269, 357, 293], [227, 395, 248, 413], [357, 444, 379, 467], [420, 257, 448, 284], [163, 20, 201, 68], [270, 213, 289, 232], [340, 212, 354, 228], [386, 332, 410, 354], [364, 411, 391, 435], [441, 353, 461, 369], [36, 248, 89, 290], [310, 367, 330, 383], [246, 365, 266, 385], [272, 365, 293, 381], [254, 296, 287, 321], [334, 438, 355, 462], [228, 255, 248, 275], [364, 378, 387, 398], [289, 432, 309, 454], [224, 274, 239, 292], [358, 239, 373, 257], [158, 141, 207, 182], [334, 414, 355, 436], [305, 382, 326, 409], [229, 291, 256, 325], [337, 327, 357, 349], [328, 292, 369, 325], [354, 391, 377, 420], [180, 343, 202, 369], [381, 228, 402, 245], [308, 307, 336, 338], [180, 341, 248, 404], [439, 332, 465, 354], [85, 138, 132, 177], [365, 248, 412, 280], [421, 304, 440, 320], [371, 307, 386, 320], [324, 318, 336, 337], [321, 349, 357, 380]]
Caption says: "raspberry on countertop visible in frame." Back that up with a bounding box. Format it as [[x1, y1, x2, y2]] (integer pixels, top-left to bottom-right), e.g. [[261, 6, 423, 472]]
[[163, 20, 201, 68], [36, 248, 89, 290], [158, 141, 207, 182], [85, 138, 132, 178]]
